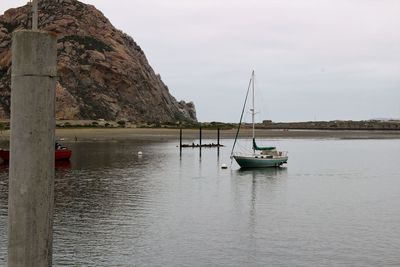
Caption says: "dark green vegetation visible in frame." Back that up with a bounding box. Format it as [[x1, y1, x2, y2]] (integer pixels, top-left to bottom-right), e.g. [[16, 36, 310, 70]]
[[0, 21, 17, 33], [2, 120, 399, 130], [59, 35, 113, 53], [0, 122, 9, 131], [57, 121, 116, 128], [139, 121, 235, 130], [53, 120, 235, 129], [0, 69, 7, 77]]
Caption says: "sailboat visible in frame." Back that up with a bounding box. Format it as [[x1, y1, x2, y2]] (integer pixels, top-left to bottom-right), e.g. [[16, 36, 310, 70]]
[[231, 71, 288, 168]]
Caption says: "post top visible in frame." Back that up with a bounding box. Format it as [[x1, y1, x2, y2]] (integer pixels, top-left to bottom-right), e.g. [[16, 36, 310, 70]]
[[12, 30, 57, 77], [13, 29, 58, 38]]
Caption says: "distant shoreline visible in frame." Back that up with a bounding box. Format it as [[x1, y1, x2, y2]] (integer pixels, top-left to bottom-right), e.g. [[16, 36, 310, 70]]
[[53, 128, 400, 141], [0, 126, 399, 143], [1, 119, 400, 132]]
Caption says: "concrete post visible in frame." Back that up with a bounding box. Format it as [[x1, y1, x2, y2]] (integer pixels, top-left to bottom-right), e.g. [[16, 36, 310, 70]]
[[8, 30, 57, 267], [32, 0, 39, 30]]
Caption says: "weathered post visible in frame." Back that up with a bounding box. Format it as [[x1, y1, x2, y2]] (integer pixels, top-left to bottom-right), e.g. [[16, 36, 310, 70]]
[[217, 128, 220, 156], [217, 128, 220, 146], [199, 126, 202, 147], [179, 128, 182, 149], [32, 0, 38, 31], [8, 29, 57, 266]]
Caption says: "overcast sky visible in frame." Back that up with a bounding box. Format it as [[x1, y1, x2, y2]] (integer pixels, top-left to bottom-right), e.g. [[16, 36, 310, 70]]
[[1, 0, 400, 122]]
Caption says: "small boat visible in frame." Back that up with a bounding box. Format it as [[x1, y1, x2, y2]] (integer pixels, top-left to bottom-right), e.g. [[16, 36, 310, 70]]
[[0, 148, 72, 162], [231, 71, 288, 168]]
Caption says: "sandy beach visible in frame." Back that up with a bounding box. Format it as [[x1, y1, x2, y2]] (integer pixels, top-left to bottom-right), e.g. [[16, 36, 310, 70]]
[[51, 128, 400, 141], [0, 128, 399, 142]]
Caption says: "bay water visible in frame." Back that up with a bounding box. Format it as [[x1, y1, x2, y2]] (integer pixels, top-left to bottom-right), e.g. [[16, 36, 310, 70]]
[[0, 138, 399, 266]]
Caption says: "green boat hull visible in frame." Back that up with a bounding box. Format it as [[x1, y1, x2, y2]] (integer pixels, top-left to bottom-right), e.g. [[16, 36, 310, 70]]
[[233, 155, 288, 168]]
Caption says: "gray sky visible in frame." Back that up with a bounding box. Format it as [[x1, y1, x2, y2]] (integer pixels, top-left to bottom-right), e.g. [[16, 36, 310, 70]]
[[1, 0, 400, 122]]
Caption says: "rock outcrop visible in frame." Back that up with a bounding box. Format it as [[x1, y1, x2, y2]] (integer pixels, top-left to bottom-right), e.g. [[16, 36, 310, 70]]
[[0, 0, 197, 122]]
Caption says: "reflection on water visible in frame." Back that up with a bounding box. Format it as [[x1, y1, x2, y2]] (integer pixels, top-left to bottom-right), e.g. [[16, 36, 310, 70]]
[[55, 161, 72, 170], [0, 139, 400, 266], [236, 166, 287, 178]]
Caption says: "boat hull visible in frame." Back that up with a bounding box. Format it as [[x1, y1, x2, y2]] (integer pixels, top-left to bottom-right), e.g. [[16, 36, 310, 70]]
[[233, 155, 288, 168], [55, 149, 72, 161], [0, 149, 72, 162]]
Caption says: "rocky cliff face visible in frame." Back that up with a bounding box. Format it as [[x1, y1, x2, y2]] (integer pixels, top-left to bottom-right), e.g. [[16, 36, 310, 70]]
[[0, 0, 196, 122]]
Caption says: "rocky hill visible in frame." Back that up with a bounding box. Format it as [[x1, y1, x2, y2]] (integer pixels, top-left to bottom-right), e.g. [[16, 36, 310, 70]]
[[0, 0, 196, 123]]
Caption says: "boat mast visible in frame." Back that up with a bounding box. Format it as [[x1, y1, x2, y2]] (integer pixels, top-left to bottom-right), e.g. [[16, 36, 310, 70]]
[[251, 70, 255, 154], [230, 73, 253, 158]]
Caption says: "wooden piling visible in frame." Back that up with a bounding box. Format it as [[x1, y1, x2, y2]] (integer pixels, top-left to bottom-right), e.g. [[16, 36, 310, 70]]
[[217, 128, 220, 156], [199, 126, 202, 146], [217, 128, 220, 146], [179, 128, 182, 149]]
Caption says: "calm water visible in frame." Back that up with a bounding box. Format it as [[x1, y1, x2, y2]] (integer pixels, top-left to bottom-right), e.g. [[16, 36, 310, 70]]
[[0, 138, 400, 266]]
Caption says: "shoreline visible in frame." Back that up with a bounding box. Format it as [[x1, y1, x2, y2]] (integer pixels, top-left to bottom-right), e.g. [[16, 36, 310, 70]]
[[51, 128, 400, 141], [0, 128, 399, 142]]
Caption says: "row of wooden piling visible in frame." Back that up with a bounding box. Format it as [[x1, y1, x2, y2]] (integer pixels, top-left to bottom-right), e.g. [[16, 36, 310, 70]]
[[179, 127, 223, 148]]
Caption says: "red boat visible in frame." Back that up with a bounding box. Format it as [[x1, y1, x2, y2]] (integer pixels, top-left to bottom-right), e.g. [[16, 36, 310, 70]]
[[0, 149, 72, 162]]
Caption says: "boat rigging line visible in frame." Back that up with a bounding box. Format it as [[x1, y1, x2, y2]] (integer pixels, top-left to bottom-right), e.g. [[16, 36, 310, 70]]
[[230, 70, 254, 165]]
